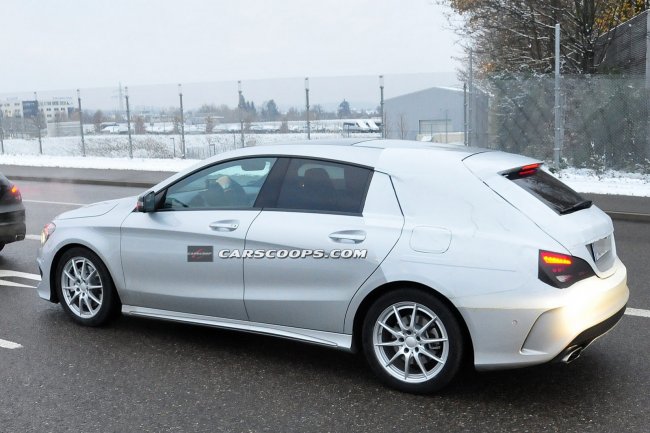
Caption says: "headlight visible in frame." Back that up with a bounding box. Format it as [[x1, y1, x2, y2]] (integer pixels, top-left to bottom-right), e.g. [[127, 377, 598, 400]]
[[41, 222, 56, 246]]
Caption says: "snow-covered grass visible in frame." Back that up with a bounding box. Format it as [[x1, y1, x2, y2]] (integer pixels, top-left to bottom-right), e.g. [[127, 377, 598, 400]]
[[0, 132, 377, 160], [557, 167, 650, 197]]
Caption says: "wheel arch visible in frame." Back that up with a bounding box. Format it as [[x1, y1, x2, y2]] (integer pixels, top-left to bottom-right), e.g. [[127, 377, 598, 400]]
[[49, 242, 121, 306], [350, 281, 474, 362]]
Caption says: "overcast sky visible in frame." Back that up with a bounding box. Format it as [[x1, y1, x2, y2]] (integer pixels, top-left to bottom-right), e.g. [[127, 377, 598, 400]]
[[1, 1, 463, 109]]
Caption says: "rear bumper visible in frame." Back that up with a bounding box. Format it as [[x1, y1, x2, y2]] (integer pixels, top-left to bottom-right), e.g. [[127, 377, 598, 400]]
[[456, 259, 629, 370], [553, 305, 626, 363], [0, 210, 26, 243]]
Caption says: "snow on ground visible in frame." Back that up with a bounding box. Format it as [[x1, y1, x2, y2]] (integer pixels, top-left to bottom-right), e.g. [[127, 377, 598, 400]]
[[557, 168, 650, 198], [0, 135, 649, 196]]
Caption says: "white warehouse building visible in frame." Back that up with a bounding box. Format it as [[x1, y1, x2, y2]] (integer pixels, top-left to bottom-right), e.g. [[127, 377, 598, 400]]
[[384, 86, 488, 147]]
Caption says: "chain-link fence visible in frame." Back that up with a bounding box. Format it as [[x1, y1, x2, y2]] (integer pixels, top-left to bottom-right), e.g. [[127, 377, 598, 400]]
[[0, 73, 460, 160], [481, 75, 650, 173], [2, 73, 649, 175]]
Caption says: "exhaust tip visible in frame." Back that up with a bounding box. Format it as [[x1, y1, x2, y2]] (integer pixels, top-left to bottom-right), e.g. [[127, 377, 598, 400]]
[[562, 346, 584, 363]]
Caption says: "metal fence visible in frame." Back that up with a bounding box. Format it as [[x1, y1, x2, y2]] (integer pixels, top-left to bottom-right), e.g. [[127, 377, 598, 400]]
[[481, 75, 650, 173], [0, 73, 459, 159], [1, 73, 650, 175]]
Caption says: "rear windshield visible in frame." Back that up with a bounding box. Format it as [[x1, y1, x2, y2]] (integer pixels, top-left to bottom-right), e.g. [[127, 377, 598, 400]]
[[505, 168, 591, 215]]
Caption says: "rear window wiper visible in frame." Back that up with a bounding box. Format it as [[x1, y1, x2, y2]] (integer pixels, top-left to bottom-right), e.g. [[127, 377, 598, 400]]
[[559, 199, 592, 215]]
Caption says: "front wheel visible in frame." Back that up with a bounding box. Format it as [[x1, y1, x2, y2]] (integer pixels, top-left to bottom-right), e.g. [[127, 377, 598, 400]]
[[362, 289, 464, 394], [55, 247, 120, 326]]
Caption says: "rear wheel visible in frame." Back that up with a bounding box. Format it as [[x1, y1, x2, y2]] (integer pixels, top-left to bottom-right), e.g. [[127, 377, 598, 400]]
[[55, 247, 120, 326], [362, 289, 464, 394], [0, 243, 4, 252]]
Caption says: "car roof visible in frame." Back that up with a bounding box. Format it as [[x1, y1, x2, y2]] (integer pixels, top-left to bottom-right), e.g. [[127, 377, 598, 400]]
[[153, 139, 494, 191], [209, 139, 490, 166]]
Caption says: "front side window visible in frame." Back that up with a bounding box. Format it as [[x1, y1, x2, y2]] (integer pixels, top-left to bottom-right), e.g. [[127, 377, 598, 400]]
[[163, 157, 276, 210], [274, 158, 373, 214]]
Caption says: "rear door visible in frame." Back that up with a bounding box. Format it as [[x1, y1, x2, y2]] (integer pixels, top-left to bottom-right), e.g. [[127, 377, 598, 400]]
[[243, 158, 403, 333]]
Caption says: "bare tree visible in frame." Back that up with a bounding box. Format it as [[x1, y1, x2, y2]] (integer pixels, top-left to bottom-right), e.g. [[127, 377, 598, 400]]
[[205, 116, 215, 134], [134, 116, 146, 134], [92, 110, 104, 133], [445, 0, 649, 76]]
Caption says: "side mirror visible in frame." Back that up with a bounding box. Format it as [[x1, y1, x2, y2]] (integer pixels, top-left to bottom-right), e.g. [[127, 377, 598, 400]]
[[136, 191, 157, 213]]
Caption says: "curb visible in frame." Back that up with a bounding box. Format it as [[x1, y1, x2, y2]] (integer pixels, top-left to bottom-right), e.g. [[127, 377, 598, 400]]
[[8, 175, 159, 189], [604, 211, 650, 223]]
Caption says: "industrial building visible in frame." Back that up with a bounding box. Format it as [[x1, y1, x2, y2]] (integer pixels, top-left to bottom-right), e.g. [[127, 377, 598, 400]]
[[383, 86, 488, 147]]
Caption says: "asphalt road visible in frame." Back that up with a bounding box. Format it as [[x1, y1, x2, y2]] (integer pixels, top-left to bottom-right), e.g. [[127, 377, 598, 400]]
[[1, 180, 649, 433]]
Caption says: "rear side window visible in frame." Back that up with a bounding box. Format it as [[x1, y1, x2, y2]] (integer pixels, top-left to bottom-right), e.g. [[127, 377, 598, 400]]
[[273, 158, 373, 214], [503, 165, 591, 215]]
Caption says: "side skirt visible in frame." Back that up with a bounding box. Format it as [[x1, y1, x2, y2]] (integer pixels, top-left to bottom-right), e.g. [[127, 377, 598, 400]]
[[122, 305, 354, 352]]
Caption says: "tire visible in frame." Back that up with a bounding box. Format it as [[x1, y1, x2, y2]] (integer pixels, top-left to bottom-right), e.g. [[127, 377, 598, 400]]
[[0, 243, 4, 252], [54, 247, 120, 326], [362, 288, 464, 394]]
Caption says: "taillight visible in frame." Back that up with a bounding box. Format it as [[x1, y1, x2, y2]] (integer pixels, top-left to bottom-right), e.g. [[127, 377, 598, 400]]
[[1, 184, 22, 203], [502, 163, 541, 180], [538, 250, 595, 288]]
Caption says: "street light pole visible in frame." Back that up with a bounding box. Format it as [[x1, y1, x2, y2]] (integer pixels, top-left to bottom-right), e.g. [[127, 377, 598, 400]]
[[0, 111, 4, 154], [34, 92, 42, 155], [553, 23, 562, 169], [468, 49, 474, 147], [379, 75, 384, 138], [77, 89, 86, 157], [125, 86, 133, 158], [305, 77, 310, 140], [238, 80, 244, 147], [179, 84, 186, 159]]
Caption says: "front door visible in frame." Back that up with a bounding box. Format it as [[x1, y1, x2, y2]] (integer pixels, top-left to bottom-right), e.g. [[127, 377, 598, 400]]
[[120, 157, 277, 319]]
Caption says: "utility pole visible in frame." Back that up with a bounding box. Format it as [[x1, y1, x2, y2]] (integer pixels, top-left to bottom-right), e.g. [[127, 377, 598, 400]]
[[238, 80, 244, 147], [467, 49, 473, 147], [305, 77, 311, 140], [179, 84, 186, 159], [125, 86, 133, 158], [0, 111, 4, 154], [553, 23, 563, 169], [34, 92, 42, 154], [445, 109, 449, 143], [379, 75, 385, 138], [463, 82, 468, 146], [77, 89, 86, 157]]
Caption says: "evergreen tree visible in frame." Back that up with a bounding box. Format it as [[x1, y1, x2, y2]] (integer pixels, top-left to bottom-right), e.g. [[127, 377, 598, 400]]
[[338, 99, 351, 118]]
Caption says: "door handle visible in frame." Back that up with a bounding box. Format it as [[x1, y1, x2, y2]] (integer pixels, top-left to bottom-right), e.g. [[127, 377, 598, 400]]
[[209, 220, 239, 231], [329, 230, 366, 244]]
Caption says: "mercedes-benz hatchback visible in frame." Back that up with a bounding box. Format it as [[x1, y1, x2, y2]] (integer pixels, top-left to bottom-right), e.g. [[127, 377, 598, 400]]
[[36, 139, 629, 393]]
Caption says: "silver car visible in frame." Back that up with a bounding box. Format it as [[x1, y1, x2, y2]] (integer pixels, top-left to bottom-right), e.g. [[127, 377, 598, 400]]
[[37, 139, 629, 393]]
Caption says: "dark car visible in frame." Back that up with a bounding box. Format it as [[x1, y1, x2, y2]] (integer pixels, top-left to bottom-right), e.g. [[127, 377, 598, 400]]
[[0, 173, 26, 251]]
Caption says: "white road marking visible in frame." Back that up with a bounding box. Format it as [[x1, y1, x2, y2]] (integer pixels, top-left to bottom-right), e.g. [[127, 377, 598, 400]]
[[23, 199, 84, 206], [626, 308, 650, 318], [25, 234, 40, 241], [0, 339, 22, 350], [0, 270, 41, 288]]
